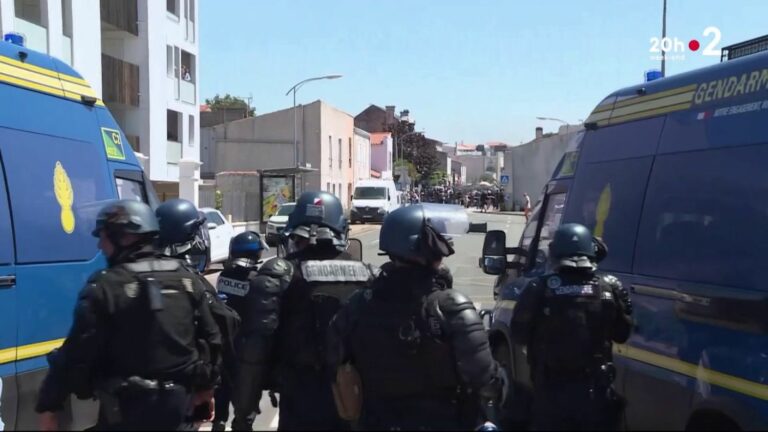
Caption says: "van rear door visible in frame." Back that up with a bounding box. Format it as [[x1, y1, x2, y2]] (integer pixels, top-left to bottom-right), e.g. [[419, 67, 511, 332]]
[[0, 157, 17, 430]]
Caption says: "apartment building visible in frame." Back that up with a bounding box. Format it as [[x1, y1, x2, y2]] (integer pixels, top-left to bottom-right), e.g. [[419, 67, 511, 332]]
[[0, 0, 201, 203]]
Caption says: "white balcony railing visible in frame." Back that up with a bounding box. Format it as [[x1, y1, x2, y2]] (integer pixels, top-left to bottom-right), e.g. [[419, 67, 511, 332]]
[[14, 18, 48, 53], [167, 140, 182, 164], [180, 79, 195, 105], [62, 35, 73, 65]]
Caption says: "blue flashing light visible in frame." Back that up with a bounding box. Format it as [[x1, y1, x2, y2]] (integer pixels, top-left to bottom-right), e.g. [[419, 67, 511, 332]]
[[645, 69, 663, 82], [4, 32, 25, 47]]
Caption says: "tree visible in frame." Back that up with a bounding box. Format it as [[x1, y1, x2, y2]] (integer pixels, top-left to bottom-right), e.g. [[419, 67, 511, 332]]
[[388, 120, 439, 181], [205, 94, 255, 116], [480, 173, 496, 184]]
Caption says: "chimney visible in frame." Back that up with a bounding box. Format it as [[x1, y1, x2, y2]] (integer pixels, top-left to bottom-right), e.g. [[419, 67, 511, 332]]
[[400, 109, 410, 123], [535, 127, 544, 139], [385, 106, 396, 127]]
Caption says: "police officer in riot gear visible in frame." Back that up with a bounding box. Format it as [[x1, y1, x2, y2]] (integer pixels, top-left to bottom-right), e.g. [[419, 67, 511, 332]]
[[216, 231, 288, 431], [36, 200, 221, 431], [275, 191, 375, 431], [156, 199, 242, 430], [328, 204, 506, 431], [510, 223, 632, 431]]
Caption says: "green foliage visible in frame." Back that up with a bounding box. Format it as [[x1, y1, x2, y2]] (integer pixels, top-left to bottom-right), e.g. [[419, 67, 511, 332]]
[[215, 189, 223, 210], [388, 120, 439, 181], [480, 173, 496, 184], [205, 94, 255, 116]]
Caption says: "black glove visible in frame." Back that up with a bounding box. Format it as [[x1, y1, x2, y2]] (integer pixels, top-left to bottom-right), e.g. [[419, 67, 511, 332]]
[[614, 283, 633, 315]]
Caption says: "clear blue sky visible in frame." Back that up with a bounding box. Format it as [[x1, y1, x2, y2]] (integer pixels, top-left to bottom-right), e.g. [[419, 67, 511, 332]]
[[200, 0, 767, 146]]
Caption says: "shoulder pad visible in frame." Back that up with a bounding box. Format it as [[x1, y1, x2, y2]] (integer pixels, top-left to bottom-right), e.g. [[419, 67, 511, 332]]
[[301, 260, 372, 283], [87, 269, 109, 284], [258, 257, 294, 278], [366, 264, 381, 278], [600, 274, 621, 287], [432, 289, 474, 313]]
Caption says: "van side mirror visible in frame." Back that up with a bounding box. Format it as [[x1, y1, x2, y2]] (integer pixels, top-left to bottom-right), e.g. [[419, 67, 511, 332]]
[[347, 238, 363, 261], [480, 230, 527, 275]]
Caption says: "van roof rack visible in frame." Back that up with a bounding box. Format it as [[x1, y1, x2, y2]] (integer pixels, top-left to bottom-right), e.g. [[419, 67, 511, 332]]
[[721, 34, 768, 62]]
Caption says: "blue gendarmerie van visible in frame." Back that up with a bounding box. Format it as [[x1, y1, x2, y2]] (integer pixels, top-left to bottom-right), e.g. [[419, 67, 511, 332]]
[[482, 40, 768, 430], [0, 38, 157, 429]]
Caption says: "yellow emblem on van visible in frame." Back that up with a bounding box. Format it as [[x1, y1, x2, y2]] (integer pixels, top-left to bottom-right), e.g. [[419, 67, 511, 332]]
[[594, 184, 611, 238], [53, 162, 75, 234]]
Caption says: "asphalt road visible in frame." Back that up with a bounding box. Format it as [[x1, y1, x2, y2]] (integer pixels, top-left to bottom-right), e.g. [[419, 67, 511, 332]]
[[201, 208, 527, 431]]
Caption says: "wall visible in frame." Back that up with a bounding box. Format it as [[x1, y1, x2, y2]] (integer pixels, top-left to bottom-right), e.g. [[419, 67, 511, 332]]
[[353, 128, 371, 181], [353, 105, 387, 133], [370, 133, 392, 179], [454, 154, 488, 184], [320, 101, 355, 205], [504, 125, 584, 208]]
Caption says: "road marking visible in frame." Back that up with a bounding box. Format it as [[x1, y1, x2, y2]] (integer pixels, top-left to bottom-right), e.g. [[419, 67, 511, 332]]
[[270, 412, 280, 429]]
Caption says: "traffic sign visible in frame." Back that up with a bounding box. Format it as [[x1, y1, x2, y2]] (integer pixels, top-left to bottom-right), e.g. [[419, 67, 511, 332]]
[[500, 175, 510, 185]]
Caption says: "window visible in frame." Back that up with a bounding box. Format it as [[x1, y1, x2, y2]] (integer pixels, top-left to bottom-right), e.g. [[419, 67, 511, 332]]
[[562, 157, 653, 272], [188, 115, 195, 147], [181, 50, 194, 83], [354, 187, 387, 199], [61, 0, 72, 37], [349, 138, 352, 168], [167, 45, 174, 77], [338, 138, 342, 169], [635, 145, 768, 290], [332, 184, 336, 195], [327, 182, 330, 193], [167, 0, 179, 17], [205, 211, 226, 226], [14, 0, 43, 25], [116, 178, 146, 202], [167, 110, 181, 142], [328, 136, 332, 168], [528, 192, 567, 274]]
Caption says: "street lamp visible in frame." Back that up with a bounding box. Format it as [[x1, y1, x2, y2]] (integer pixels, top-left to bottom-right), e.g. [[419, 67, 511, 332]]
[[536, 116, 569, 125], [285, 74, 343, 168]]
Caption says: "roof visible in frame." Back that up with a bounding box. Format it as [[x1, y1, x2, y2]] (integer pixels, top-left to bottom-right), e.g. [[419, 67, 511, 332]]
[[370, 169, 381, 178], [200, 104, 211, 112], [457, 144, 477, 151], [369, 132, 391, 145]]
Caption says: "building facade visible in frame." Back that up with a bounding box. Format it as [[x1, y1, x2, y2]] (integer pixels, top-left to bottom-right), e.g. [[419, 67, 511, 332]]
[[353, 127, 371, 181], [201, 100, 358, 208], [369, 132, 393, 180], [0, 0, 201, 203]]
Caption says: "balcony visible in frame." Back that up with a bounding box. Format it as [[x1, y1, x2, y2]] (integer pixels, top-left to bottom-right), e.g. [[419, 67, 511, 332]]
[[180, 79, 195, 104], [167, 140, 182, 164], [14, 18, 47, 53], [100, 0, 139, 36], [102, 54, 140, 107]]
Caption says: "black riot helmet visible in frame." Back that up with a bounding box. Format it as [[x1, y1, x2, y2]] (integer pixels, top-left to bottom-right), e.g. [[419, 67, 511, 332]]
[[379, 204, 455, 265], [228, 231, 266, 267], [284, 191, 348, 249], [155, 199, 208, 271], [548, 223, 596, 271], [92, 200, 159, 263], [92, 199, 160, 239]]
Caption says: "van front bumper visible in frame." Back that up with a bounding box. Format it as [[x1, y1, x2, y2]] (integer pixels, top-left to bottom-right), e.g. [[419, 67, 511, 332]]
[[351, 207, 386, 222]]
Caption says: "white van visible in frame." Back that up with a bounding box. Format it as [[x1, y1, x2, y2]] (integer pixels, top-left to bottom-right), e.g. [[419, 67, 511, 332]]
[[350, 179, 400, 223]]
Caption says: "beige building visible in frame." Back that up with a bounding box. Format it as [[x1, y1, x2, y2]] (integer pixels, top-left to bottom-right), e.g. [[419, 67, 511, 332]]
[[201, 100, 357, 208]]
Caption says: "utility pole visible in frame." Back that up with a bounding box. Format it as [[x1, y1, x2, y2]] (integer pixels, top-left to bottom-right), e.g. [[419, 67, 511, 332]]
[[661, 0, 667, 77]]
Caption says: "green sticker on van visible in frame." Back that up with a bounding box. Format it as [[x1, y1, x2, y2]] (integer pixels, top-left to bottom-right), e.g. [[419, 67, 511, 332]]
[[101, 127, 126, 160]]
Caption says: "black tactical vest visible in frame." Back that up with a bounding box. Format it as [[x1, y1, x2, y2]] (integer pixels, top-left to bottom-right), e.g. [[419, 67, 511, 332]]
[[532, 273, 617, 375], [350, 284, 460, 400], [100, 258, 206, 383], [279, 254, 372, 369]]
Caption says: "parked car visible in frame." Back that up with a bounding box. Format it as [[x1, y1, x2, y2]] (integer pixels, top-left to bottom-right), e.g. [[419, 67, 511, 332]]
[[200, 207, 236, 264], [266, 202, 296, 246]]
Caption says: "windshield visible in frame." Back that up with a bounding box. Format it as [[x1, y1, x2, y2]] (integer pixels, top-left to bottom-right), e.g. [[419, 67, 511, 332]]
[[276, 204, 295, 216], [354, 187, 387, 200]]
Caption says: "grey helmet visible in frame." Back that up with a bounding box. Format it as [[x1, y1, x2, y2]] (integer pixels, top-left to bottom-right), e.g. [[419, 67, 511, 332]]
[[379, 204, 454, 263], [548, 223, 596, 270], [284, 191, 348, 248]]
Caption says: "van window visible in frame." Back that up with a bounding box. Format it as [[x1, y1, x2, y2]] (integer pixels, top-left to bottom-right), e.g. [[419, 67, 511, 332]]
[[115, 177, 146, 202], [529, 192, 567, 273], [0, 128, 112, 263], [563, 157, 653, 272], [354, 187, 387, 199], [205, 211, 226, 226], [635, 145, 768, 289]]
